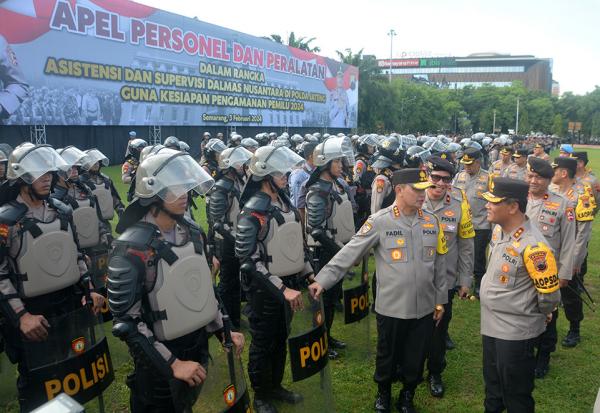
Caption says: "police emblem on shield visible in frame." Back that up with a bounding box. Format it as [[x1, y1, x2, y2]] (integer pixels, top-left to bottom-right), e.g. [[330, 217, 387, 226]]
[[71, 337, 86, 354], [223, 384, 237, 407]]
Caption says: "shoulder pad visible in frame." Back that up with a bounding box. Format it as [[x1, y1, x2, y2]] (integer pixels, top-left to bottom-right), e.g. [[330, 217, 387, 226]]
[[115, 222, 160, 250], [307, 179, 333, 193], [235, 214, 261, 259], [208, 187, 231, 222], [180, 215, 201, 232], [107, 254, 145, 317], [243, 192, 271, 212], [100, 172, 111, 182], [306, 188, 329, 229], [214, 177, 234, 192], [0, 201, 27, 225], [47, 197, 73, 216], [51, 185, 68, 201]]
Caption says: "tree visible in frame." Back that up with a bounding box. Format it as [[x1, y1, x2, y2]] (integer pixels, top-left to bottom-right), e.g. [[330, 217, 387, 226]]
[[265, 32, 321, 52], [518, 109, 531, 136], [552, 114, 565, 137]]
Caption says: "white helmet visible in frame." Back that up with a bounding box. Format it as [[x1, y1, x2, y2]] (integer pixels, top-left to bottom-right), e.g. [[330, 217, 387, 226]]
[[7, 143, 68, 183], [135, 149, 214, 202], [248, 146, 303, 177]]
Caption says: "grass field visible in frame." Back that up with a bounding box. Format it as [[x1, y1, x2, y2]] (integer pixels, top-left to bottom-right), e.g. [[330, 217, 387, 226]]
[[2, 148, 600, 412]]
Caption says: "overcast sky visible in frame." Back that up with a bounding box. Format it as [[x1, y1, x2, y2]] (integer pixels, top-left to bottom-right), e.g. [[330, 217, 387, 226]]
[[135, 0, 599, 95]]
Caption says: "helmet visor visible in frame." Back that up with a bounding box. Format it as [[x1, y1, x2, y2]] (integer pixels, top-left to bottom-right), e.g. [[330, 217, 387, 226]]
[[145, 153, 215, 201], [59, 147, 90, 170], [13, 146, 68, 183], [314, 136, 355, 166], [249, 146, 303, 176], [206, 139, 227, 153], [219, 147, 253, 170], [82, 149, 109, 170]]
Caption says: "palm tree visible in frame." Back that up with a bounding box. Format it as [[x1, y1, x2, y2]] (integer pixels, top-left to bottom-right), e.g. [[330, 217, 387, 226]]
[[264, 32, 321, 53]]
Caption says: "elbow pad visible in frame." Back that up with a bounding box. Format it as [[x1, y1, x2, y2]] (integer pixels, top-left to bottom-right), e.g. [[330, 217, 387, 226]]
[[112, 317, 173, 378]]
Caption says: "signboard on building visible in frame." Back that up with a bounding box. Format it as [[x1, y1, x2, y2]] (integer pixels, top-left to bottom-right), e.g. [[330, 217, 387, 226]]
[[0, 0, 358, 127]]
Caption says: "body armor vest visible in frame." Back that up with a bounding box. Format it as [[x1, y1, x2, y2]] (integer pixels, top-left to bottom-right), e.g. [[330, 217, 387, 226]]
[[17, 218, 80, 298], [329, 191, 355, 244], [263, 208, 305, 277], [92, 180, 115, 220], [148, 241, 218, 342], [72, 197, 100, 248]]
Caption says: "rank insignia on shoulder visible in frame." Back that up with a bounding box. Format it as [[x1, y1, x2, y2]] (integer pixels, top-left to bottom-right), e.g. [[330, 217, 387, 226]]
[[393, 205, 400, 217], [513, 227, 524, 240]]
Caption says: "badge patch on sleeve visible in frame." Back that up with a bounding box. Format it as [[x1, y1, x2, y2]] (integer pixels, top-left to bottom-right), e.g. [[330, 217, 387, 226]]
[[524, 242, 559, 293], [359, 221, 372, 235], [566, 207, 575, 222], [376, 178, 385, 193]]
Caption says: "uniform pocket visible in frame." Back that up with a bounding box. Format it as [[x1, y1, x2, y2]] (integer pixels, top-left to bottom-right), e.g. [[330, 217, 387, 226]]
[[383, 237, 408, 263]]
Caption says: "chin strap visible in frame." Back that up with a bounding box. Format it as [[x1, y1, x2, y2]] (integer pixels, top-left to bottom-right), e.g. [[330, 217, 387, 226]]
[[155, 202, 186, 222]]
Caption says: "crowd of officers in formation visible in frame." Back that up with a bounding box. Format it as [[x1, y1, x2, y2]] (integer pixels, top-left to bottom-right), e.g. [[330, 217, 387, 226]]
[[0, 127, 596, 413]]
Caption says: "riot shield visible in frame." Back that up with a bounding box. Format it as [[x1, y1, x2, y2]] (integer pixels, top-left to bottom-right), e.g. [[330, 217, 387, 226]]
[[21, 306, 114, 412], [172, 316, 252, 413], [86, 245, 113, 323], [339, 255, 372, 358], [283, 290, 335, 412]]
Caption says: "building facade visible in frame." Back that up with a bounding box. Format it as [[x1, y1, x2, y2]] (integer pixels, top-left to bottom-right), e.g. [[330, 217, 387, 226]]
[[378, 54, 553, 93]]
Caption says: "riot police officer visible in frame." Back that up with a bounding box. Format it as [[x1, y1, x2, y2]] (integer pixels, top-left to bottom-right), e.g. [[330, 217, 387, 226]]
[[354, 135, 378, 227], [310, 169, 448, 413], [288, 141, 318, 223], [525, 157, 575, 378], [207, 146, 253, 329], [54, 146, 110, 250], [0, 143, 103, 411], [423, 157, 475, 398], [305, 137, 356, 359], [371, 137, 405, 213], [108, 148, 244, 412], [200, 138, 227, 179], [80, 148, 124, 227], [241, 137, 259, 153], [122, 138, 148, 202], [480, 177, 560, 412], [235, 146, 313, 413]]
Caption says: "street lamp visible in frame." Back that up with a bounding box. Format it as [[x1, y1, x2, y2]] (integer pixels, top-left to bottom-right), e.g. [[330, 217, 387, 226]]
[[387, 29, 396, 83]]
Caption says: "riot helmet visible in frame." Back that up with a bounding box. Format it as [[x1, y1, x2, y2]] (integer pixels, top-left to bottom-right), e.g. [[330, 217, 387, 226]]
[[248, 146, 303, 178], [241, 138, 259, 152], [82, 148, 109, 172], [163, 136, 180, 149], [7, 143, 68, 184], [218, 146, 253, 172]]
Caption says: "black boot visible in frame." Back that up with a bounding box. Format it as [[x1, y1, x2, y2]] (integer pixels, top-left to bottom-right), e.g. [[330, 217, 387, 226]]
[[445, 333, 455, 350], [253, 398, 278, 413], [330, 337, 347, 349], [534, 352, 550, 379], [374, 386, 391, 413], [269, 386, 303, 404], [428, 374, 445, 398], [562, 328, 581, 348], [396, 388, 416, 413], [328, 348, 339, 360]]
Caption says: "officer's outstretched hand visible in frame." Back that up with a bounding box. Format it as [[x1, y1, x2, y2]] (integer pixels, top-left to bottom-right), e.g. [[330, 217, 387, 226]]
[[308, 282, 324, 300], [284, 288, 303, 312], [20, 312, 50, 342], [171, 359, 207, 387], [230, 332, 245, 357]]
